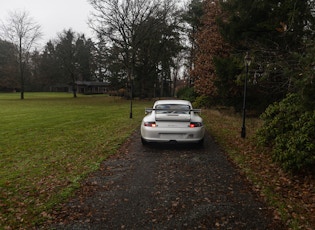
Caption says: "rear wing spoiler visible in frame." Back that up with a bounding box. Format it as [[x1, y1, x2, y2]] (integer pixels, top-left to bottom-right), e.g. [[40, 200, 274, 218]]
[[145, 108, 201, 114]]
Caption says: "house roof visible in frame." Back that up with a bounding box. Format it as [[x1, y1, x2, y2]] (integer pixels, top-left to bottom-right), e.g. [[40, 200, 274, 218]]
[[75, 81, 110, 86]]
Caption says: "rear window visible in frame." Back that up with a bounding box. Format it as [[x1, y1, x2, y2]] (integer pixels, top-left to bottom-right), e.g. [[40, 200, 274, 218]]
[[155, 104, 190, 114]]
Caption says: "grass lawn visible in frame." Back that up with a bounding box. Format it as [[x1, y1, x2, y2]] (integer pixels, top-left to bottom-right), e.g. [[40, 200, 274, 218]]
[[0, 92, 152, 228]]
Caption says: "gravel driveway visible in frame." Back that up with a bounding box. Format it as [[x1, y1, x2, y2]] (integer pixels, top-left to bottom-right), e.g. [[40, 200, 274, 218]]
[[48, 131, 284, 229]]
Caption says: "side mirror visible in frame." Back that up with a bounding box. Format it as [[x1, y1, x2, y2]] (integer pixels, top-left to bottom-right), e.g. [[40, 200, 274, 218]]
[[191, 109, 201, 114]]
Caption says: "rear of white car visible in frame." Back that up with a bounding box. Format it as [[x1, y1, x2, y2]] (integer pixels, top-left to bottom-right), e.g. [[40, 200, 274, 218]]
[[140, 100, 205, 145]]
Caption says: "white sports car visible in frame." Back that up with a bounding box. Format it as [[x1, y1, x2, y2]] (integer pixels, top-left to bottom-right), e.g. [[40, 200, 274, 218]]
[[140, 100, 205, 145]]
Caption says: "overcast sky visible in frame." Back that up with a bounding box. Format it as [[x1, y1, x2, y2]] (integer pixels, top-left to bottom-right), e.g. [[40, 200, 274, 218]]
[[0, 0, 93, 46]]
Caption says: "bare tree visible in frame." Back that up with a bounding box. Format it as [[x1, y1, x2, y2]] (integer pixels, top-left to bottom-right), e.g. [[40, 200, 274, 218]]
[[89, 0, 159, 83], [0, 10, 42, 99], [88, 0, 183, 97]]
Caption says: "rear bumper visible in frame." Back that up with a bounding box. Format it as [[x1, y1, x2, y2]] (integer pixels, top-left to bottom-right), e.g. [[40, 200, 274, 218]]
[[141, 126, 205, 143]]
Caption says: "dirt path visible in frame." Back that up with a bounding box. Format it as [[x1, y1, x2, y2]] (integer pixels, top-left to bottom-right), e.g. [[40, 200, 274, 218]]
[[47, 131, 284, 229]]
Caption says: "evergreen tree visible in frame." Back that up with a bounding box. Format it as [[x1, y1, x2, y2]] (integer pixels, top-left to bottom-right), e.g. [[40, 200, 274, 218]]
[[217, 0, 315, 108], [0, 40, 19, 91], [182, 0, 205, 78], [39, 41, 63, 88]]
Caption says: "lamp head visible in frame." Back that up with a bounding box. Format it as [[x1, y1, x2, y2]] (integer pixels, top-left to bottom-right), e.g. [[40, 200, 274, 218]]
[[244, 52, 252, 66]]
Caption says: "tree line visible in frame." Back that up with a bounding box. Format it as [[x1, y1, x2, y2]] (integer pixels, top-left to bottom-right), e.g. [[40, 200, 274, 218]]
[[0, 0, 187, 99], [187, 0, 314, 111], [187, 0, 314, 173]]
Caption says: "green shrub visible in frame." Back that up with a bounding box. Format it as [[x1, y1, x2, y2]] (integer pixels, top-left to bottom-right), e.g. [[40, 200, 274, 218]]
[[256, 94, 315, 172], [176, 86, 197, 101], [193, 95, 213, 108]]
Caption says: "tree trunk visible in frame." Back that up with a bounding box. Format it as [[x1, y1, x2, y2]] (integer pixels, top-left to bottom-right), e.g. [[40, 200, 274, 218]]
[[72, 82, 77, 98]]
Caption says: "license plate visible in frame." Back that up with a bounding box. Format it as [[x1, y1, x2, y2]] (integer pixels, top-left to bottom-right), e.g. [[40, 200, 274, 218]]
[[160, 134, 183, 139]]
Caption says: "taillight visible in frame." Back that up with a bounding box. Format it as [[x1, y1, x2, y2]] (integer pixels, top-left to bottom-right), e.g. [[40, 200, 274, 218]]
[[189, 122, 203, 128], [144, 122, 157, 127]]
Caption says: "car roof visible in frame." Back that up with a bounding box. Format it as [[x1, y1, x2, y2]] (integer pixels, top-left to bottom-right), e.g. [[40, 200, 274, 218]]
[[153, 100, 192, 107]]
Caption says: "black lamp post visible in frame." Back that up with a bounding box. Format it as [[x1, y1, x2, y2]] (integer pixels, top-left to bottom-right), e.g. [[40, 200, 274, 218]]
[[241, 52, 252, 138], [129, 76, 133, 119]]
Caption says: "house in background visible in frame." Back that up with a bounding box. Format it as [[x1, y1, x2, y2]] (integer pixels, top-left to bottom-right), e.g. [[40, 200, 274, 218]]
[[50, 81, 110, 94], [75, 81, 110, 94]]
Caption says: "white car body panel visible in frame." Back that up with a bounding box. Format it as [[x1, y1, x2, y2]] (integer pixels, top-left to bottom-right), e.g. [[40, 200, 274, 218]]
[[140, 100, 205, 144]]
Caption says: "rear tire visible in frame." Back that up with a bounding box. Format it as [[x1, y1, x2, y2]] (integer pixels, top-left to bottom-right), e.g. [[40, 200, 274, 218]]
[[196, 138, 204, 148], [141, 137, 148, 145]]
